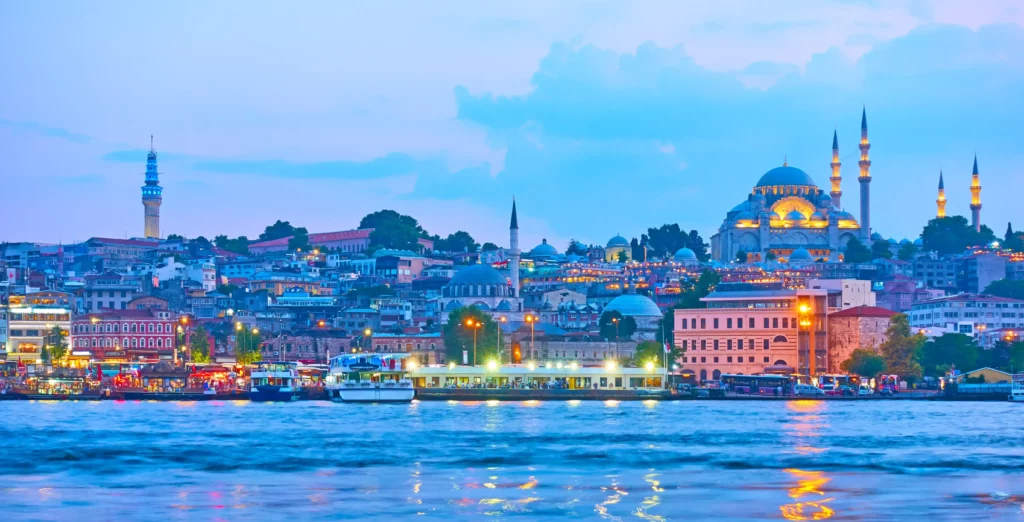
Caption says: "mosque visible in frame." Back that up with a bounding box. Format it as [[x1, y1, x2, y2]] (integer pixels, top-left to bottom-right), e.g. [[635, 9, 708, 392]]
[[710, 110, 874, 263]]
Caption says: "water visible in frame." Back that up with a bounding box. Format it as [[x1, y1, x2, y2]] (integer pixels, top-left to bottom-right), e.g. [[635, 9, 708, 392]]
[[0, 400, 1022, 521]]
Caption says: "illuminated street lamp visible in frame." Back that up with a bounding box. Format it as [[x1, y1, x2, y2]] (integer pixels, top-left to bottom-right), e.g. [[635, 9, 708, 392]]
[[524, 315, 537, 361], [798, 299, 816, 379], [611, 317, 620, 360], [463, 319, 482, 365]]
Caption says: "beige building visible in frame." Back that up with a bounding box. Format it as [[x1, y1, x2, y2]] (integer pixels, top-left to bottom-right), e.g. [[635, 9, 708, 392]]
[[808, 278, 876, 309], [5, 292, 74, 364], [673, 285, 828, 382], [826, 306, 897, 373]]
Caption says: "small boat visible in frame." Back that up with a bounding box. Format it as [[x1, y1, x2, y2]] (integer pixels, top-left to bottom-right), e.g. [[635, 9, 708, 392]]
[[1010, 373, 1024, 402], [249, 362, 302, 402], [327, 354, 415, 402]]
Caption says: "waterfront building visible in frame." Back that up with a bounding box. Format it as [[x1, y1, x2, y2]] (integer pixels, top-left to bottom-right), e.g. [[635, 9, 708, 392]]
[[141, 136, 163, 239], [261, 331, 353, 363], [908, 293, 1024, 341], [826, 306, 897, 373], [672, 284, 828, 381], [710, 111, 870, 263], [72, 309, 176, 362], [5, 292, 73, 364]]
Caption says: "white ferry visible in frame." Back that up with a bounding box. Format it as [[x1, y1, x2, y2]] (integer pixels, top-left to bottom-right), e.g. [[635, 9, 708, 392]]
[[326, 353, 415, 402], [249, 361, 302, 402], [1011, 373, 1024, 402]]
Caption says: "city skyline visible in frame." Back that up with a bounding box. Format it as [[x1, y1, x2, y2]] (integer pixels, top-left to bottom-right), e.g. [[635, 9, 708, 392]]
[[2, 1, 1022, 249]]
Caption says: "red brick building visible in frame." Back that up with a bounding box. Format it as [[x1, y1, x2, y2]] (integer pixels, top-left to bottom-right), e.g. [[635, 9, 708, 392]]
[[826, 306, 898, 373]]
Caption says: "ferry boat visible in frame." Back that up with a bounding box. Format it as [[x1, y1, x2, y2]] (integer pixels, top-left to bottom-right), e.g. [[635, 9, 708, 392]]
[[326, 354, 415, 402], [1011, 373, 1024, 402], [249, 361, 302, 402]]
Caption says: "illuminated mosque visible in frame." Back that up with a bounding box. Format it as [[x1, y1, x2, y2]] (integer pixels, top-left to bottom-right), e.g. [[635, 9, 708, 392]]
[[711, 110, 874, 263]]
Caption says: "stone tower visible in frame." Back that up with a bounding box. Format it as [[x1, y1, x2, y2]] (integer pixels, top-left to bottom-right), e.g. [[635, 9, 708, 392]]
[[936, 170, 946, 218], [830, 129, 842, 209], [142, 135, 163, 239], [858, 108, 872, 242], [970, 155, 982, 232], [509, 198, 520, 304]]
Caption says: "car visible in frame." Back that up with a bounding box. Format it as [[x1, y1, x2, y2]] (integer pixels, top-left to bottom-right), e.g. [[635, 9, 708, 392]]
[[839, 385, 856, 397], [857, 385, 874, 396], [793, 384, 825, 396]]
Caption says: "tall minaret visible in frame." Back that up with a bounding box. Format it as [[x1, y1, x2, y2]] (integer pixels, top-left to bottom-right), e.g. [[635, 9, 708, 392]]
[[936, 170, 946, 218], [970, 155, 982, 232], [142, 135, 163, 238], [509, 198, 520, 302], [858, 108, 872, 242], [829, 129, 842, 208]]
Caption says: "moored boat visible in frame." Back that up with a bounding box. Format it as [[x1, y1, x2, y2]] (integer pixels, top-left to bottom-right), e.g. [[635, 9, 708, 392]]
[[249, 361, 302, 402], [1011, 373, 1024, 402], [327, 354, 415, 402]]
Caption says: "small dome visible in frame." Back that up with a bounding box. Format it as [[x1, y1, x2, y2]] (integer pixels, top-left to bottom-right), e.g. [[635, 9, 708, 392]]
[[752, 193, 767, 204], [870, 232, 884, 241], [604, 294, 662, 318], [784, 210, 807, 221], [887, 238, 898, 244], [809, 211, 826, 221], [834, 211, 856, 221], [789, 248, 812, 261], [731, 201, 752, 212], [755, 165, 817, 188], [449, 264, 507, 287], [496, 300, 513, 312], [529, 239, 558, 258], [444, 300, 463, 311], [735, 210, 756, 221], [899, 238, 910, 245], [913, 238, 923, 246], [607, 235, 630, 248], [673, 247, 698, 262], [768, 212, 782, 220], [817, 194, 832, 207]]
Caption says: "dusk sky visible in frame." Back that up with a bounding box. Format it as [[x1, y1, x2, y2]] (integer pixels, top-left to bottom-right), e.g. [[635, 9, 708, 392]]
[[1, 1, 1022, 250]]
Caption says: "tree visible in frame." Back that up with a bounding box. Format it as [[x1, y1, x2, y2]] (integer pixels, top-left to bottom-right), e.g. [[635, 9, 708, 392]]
[[260, 220, 306, 242], [844, 238, 871, 263], [47, 325, 68, 366], [688, 230, 710, 261], [360, 210, 425, 252], [735, 249, 748, 263], [599, 310, 637, 341], [566, 239, 588, 256], [1003, 222, 1023, 252], [871, 240, 894, 260], [918, 333, 979, 377], [288, 231, 311, 252], [617, 250, 629, 263], [436, 231, 479, 253], [190, 325, 212, 363], [442, 306, 499, 365], [235, 327, 262, 365], [840, 348, 887, 378], [481, 242, 499, 252], [675, 270, 721, 309], [646, 224, 688, 259], [897, 242, 918, 261], [983, 279, 1024, 301], [980, 340, 1014, 373], [879, 314, 924, 383], [214, 235, 250, 255], [633, 341, 674, 367], [766, 252, 777, 262], [166, 234, 184, 241], [920, 216, 996, 256]]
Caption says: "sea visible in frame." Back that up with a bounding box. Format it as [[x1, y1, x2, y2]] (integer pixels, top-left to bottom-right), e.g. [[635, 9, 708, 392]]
[[0, 399, 1021, 521]]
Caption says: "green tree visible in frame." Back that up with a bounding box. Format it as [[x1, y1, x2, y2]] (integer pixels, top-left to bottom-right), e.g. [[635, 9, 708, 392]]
[[983, 279, 1024, 300], [766, 252, 777, 261], [288, 231, 311, 251], [897, 242, 918, 261], [688, 230, 710, 261], [675, 270, 721, 309], [633, 341, 674, 367], [566, 239, 588, 256], [260, 220, 306, 242], [47, 325, 68, 366], [361, 210, 424, 252], [436, 231, 479, 253], [235, 327, 263, 365], [918, 333, 979, 377], [920, 216, 996, 256], [481, 242, 500, 252], [166, 234, 184, 241], [844, 238, 871, 263], [190, 325, 212, 363], [871, 240, 894, 260], [839, 348, 887, 378], [735, 249, 748, 263], [599, 310, 637, 341], [879, 314, 924, 383], [442, 306, 499, 365], [1003, 222, 1023, 252], [646, 224, 688, 259], [980, 340, 1015, 372], [1012, 342, 1024, 371], [617, 250, 629, 263], [214, 235, 250, 255]]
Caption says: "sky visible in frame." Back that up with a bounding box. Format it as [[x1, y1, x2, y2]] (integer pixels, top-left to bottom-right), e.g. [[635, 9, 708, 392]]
[[1, 1, 1022, 251]]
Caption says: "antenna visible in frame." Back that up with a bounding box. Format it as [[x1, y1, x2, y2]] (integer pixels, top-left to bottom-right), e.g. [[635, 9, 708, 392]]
[[150, 134, 154, 151]]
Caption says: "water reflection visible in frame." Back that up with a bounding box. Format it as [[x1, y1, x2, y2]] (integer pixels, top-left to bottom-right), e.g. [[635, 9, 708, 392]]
[[780, 400, 834, 520]]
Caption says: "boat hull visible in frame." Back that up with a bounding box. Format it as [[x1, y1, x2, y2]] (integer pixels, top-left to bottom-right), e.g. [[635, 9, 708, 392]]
[[330, 386, 415, 402], [249, 385, 300, 402]]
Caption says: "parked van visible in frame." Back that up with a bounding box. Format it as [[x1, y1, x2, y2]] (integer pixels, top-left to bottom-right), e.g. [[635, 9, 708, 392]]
[[793, 384, 825, 397]]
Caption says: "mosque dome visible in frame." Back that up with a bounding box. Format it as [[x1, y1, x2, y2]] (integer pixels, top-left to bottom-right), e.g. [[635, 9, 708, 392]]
[[768, 211, 782, 220], [449, 264, 507, 287], [673, 247, 698, 262], [752, 193, 767, 205], [833, 210, 856, 221], [809, 211, 826, 221], [817, 194, 832, 207], [870, 232, 884, 241], [913, 238, 923, 246], [731, 201, 752, 212], [529, 238, 558, 258], [755, 166, 817, 188], [789, 248, 813, 262], [784, 210, 807, 221], [735, 210, 756, 221], [899, 238, 911, 245], [888, 238, 898, 245], [604, 293, 662, 318], [607, 235, 630, 248]]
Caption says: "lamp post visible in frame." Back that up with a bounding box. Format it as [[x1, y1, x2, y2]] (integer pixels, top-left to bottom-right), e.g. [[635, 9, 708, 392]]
[[611, 317, 620, 360], [363, 328, 372, 352], [525, 315, 536, 361], [496, 316, 507, 363], [798, 300, 815, 381], [463, 319, 482, 366]]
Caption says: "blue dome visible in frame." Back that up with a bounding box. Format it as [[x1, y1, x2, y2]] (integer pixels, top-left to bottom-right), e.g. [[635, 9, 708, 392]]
[[784, 210, 807, 221], [913, 238, 923, 246], [731, 201, 751, 212], [604, 294, 662, 318], [870, 232, 884, 241], [789, 248, 812, 261], [496, 300, 513, 312], [607, 235, 630, 248], [768, 211, 781, 220], [735, 210, 756, 220], [818, 194, 832, 206], [809, 211, 826, 221], [530, 238, 558, 258], [449, 264, 507, 287], [755, 166, 817, 188], [673, 247, 698, 261], [834, 210, 856, 221]]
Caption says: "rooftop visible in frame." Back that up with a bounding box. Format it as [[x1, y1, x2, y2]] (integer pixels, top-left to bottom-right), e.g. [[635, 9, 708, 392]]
[[829, 306, 898, 319]]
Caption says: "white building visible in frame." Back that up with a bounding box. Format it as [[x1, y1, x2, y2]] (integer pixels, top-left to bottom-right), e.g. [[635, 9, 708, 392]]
[[908, 294, 1024, 340], [807, 279, 876, 309]]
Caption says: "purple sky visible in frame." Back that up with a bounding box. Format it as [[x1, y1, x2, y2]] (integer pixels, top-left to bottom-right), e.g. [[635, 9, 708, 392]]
[[1, 1, 1022, 251]]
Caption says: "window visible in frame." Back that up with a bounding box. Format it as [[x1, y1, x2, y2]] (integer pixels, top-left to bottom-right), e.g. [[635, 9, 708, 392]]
[[713, 340, 719, 350], [737, 339, 743, 350], [749, 318, 754, 328], [700, 318, 706, 329], [148, 324, 154, 333], [691, 318, 697, 329], [726, 339, 732, 350], [726, 318, 732, 328], [682, 340, 688, 349], [748, 357, 755, 363], [772, 318, 779, 328], [763, 339, 770, 350], [782, 318, 788, 329], [700, 357, 706, 363], [713, 357, 719, 363], [682, 320, 688, 330], [701, 340, 707, 350], [713, 318, 719, 329], [764, 318, 769, 328], [764, 357, 770, 363], [736, 317, 743, 329], [773, 335, 788, 343]]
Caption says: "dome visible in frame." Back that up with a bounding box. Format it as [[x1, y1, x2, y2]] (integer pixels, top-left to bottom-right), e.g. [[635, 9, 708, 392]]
[[607, 235, 630, 248], [604, 294, 662, 318], [817, 194, 832, 207], [887, 238, 898, 245], [496, 300, 513, 312], [768, 211, 782, 220], [673, 247, 698, 262], [834, 210, 856, 221], [899, 238, 910, 245], [870, 232, 884, 241], [530, 238, 558, 258], [755, 166, 817, 188], [449, 264, 507, 287], [731, 201, 751, 212], [789, 248, 812, 262], [913, 238, 923, 246], [752, 193, 767, 204], [735, 210, 756, 221], [784, 210, 807, 221], [809, 211, 826, 221]]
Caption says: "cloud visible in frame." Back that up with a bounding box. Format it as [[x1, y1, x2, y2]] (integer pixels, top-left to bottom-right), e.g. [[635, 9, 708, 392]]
[[0, 119, 92, 144]]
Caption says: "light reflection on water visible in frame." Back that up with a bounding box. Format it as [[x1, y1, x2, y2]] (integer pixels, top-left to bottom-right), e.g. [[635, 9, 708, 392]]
[[0, 400, 1022, 521]]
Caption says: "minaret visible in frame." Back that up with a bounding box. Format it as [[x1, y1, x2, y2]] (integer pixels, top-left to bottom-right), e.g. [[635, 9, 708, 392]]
[[142, 135, 163, 238], [858, 108, 872, 242], [936, 170, 946, 218], [830, 130, 842, 208], [509, 198, 520, 302], [970, 155, 982, 232]]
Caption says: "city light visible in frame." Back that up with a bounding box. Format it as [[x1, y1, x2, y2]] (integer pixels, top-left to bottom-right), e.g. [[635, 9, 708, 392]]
[[645, 361, 655, 372], [486, 360, 498, 371], [605, 360, 617, 372]]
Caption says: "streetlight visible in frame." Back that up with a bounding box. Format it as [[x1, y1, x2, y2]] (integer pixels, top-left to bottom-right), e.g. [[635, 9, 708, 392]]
[[464, 319, 482, 366], [524, 315, 537, 361], [611, 317, 620, 360], [363, 328, 372, 352], [496, 316, 507, 363], [798, 299, 815, 380]]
